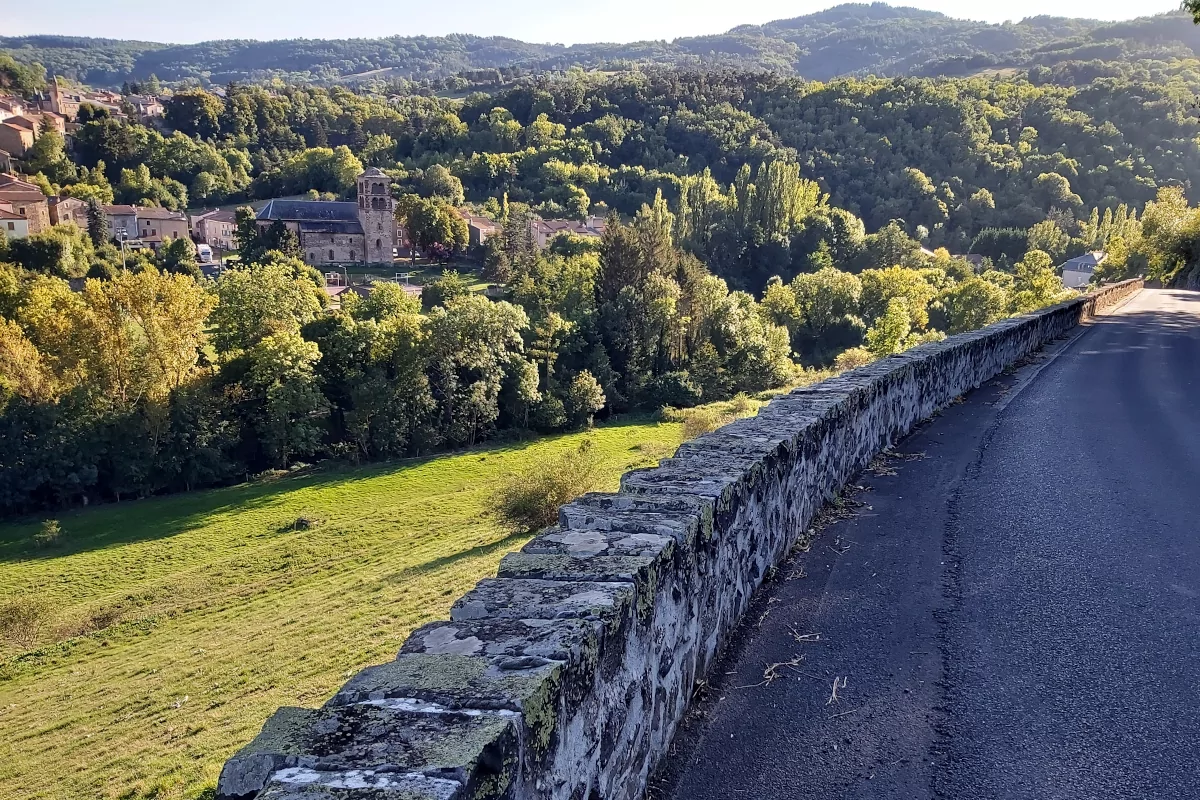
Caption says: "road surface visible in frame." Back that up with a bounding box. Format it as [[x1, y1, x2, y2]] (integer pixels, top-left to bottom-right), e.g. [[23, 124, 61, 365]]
[[656, 289, 1200, 800]]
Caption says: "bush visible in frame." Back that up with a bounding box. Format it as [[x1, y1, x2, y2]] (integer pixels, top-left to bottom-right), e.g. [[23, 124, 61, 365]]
[[661, 404, 735, 440], [33, 519, 62, 548], [0, 596, 56, 649], [491, 440, 604, 531], [833, 347, 876, 372], [640, 371, 702, 408]]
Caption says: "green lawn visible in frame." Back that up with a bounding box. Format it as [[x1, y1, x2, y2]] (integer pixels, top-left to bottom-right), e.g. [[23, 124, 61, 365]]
[[0, 419, 684, 800]]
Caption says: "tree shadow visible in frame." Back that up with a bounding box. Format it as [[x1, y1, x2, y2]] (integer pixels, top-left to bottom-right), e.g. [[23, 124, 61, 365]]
[[377, 528, 532, 587], [0, 414, 664, 563]]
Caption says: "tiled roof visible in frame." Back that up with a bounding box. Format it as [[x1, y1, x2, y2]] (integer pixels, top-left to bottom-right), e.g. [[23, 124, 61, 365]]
[[0, 208, 23, 220], [258, 199, 359, 223], [136, 206, 186, 220], [0, 188, 47, 203], [297, 220, 365, 235], [103, 204, 139, 215]]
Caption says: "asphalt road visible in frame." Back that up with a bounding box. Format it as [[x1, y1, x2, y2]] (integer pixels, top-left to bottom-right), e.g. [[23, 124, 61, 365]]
[[655, 289, 1200, 800]]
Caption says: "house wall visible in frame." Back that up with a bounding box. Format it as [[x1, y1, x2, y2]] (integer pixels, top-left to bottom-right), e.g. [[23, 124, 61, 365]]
[[0, 124, 34, 156], [50, 199, 88, 228], [108, 214, 137, 240], [301, 232, 368, 265], [1, 216, 30, 239], [0, 197, 50, 234]]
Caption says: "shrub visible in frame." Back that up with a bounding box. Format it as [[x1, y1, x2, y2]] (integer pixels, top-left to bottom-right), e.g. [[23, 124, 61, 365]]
[[833, 347, 876, 372], [0, 596, 56, 649], [680, 407, 736, 440], [491, 440, 604, 531], [33, 519, 62, 548], [661, 404, 735, 440]]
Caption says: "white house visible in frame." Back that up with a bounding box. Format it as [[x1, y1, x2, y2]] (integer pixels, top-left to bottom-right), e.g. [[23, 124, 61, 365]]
[[0, 204, 30, 239], [1060, 252, 1106, 289]]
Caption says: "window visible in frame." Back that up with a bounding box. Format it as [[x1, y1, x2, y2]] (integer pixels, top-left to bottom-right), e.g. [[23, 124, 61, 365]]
[[329, 250, 335, 261], [308, 252, 315, 262], [6, 222, 12, 231], [350, 250, 356, 261], [375, 238, 381, 251]]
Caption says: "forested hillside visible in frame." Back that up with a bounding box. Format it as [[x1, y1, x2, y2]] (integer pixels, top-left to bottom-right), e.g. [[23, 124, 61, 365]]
[[3, 5, 1200, 87]]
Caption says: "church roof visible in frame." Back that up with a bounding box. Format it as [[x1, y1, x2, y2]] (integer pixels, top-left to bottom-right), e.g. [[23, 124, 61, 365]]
[[359, 168, 388, 178], [258, 199, 360, 224], [297, 220, 364, 235]]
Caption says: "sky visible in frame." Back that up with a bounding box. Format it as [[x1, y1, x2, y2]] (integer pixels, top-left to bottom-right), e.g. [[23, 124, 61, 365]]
[[4, 0, 1183, 45]]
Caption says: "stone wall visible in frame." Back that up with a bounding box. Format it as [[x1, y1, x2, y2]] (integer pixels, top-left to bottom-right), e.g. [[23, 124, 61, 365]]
[[215, 280, 1142, 800]]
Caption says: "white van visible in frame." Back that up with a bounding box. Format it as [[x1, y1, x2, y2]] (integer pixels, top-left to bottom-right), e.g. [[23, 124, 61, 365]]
[[196, 243, 214, 264]]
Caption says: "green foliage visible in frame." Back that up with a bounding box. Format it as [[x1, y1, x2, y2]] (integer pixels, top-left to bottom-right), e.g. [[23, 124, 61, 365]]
[[942, 276, 1010, 334], [6, 225, 95, 279], [0, 52, 45, 96], [244, 330, 327, 468], [490, 440, 604, 531], [158, 236, 200, 279], [0, 595, 55, 649], [210, 261, 324, 354]]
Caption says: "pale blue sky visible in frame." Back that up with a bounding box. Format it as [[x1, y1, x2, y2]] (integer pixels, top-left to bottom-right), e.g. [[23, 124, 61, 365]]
[[4, 0, 1182, 45]]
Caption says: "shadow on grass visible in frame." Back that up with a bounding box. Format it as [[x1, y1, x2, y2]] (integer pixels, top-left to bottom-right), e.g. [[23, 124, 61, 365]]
[[378, 528, 532, 587], [0, 414, 668, 563]]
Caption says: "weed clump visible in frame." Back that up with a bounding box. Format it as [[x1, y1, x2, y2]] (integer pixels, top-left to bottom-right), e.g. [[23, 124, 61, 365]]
[[0, 596, 56, 649], [491, 440, 604, 532], [32, 519, 62, 548]]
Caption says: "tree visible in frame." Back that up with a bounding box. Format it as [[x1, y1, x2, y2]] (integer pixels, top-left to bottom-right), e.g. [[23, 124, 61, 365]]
[[164, 89, 224, 139], [1027, 220, 1070, 263], [245, 329, 327, 468], [158, 236, 201, 279], [79, 268, 214, 408], [86, 200, 109, 248], [420, 270, 471, 312], [210, 262, 324, 354], [406, 198, 469, 258], [24, 126, 77, 185], [865, 297, 912, 357], [1011, 249, 1070, 313], [420, 164, 465, 205], [941, 276, 1009, 334], [7, 226, 94, 279], [565, 370, 606, 428]]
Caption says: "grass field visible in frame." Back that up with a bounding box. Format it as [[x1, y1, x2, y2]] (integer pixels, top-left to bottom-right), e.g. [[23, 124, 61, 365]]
[[0, 418, 686, 800]]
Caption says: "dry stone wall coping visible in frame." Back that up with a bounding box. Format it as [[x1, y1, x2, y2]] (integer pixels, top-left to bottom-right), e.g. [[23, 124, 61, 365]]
[[216, 279, 1142, 800]]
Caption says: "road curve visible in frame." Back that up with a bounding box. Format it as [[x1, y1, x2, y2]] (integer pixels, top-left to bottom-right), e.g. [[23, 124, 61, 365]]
[[655, 288, 1200, 800]]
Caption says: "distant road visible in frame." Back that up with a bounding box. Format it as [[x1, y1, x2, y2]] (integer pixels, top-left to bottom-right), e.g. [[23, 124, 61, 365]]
[[658, 289, 1200, 800]]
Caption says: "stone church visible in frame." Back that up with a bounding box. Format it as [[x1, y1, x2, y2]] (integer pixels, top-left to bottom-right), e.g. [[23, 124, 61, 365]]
[[256, 168, 397, 266]]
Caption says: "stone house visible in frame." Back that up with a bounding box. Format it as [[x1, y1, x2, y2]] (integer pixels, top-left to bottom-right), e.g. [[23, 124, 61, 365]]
[[0, 97, 25, 121], [529, 215, 607, 248], [0, 122, 34, 157], [1060, 252, 1106, 289], [49, 196, 89, 228], [0, 186, 50, 234], [257, 168, 396, 266], [190, 209, 239, 251], [459, 211, 501, 247]]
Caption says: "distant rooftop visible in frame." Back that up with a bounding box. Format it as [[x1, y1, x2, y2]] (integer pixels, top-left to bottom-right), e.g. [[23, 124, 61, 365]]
[[258, 199, 360, 223]]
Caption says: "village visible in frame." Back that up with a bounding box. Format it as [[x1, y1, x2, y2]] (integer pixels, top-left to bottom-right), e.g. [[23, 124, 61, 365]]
[[0, 78, 613, 305]]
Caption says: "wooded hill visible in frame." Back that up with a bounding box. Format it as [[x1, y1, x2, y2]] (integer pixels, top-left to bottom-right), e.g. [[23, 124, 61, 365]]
[[2, 4, 1198, 87]]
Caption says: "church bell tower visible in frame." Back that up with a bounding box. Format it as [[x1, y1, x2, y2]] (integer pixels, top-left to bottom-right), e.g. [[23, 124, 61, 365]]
[[357, 168, 396, 265]]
